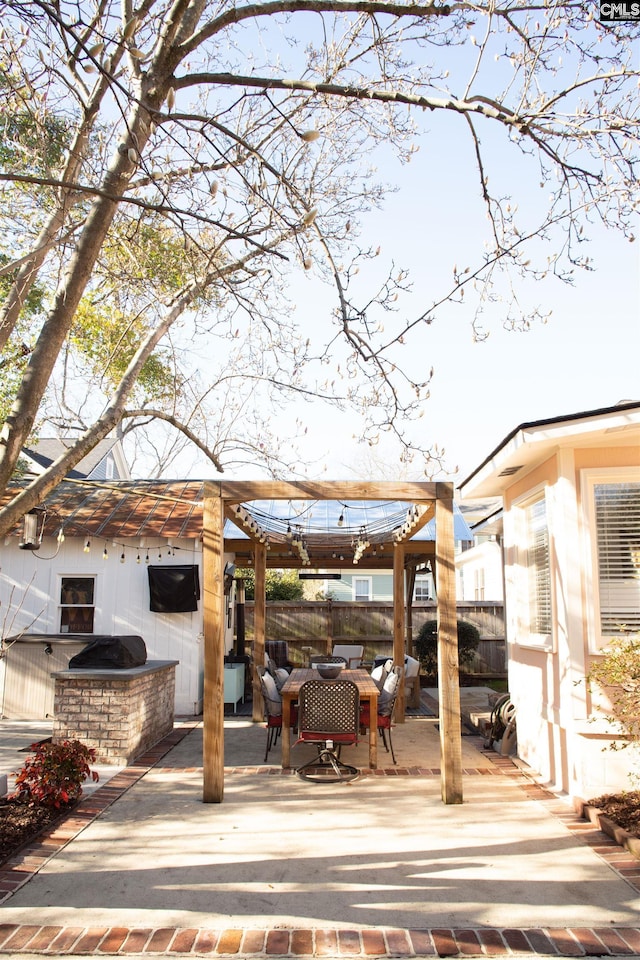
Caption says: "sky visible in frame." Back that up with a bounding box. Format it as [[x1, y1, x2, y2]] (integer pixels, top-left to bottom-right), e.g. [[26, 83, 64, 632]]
[[268, 113, 640, 487], [162, 19, 640, 489]]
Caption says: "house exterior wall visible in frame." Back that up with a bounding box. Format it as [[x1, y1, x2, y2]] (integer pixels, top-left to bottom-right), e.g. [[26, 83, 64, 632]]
[[326, 572, 395, 601], [502, 443, 638, 799], [456, 540, 504, 602], [317, 570, 436, 602], [0, 535, 236, 717]]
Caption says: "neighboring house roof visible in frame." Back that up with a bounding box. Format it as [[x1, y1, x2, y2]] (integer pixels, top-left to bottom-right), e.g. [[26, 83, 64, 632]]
[[21, 438, 130, 480], [459, 400, 640, 499]]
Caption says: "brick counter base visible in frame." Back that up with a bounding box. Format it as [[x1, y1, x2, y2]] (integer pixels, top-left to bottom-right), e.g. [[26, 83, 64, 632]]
[[52, 660, 178, 764]]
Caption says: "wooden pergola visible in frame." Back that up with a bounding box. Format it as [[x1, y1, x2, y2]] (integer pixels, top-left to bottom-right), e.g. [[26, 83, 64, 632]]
[[202, 480, 462, 804]]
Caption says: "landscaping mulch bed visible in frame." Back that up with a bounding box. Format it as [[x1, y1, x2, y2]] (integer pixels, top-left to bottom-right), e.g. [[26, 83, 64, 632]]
[[587, 790, 640, 839], [0, 797, 74, 866]]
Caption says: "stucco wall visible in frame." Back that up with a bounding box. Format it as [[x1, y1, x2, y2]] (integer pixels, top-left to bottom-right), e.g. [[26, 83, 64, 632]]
[[503, 442, 639, 799]]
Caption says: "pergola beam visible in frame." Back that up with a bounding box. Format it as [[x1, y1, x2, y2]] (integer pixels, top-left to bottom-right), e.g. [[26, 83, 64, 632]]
[[219, 480, 440, 502]]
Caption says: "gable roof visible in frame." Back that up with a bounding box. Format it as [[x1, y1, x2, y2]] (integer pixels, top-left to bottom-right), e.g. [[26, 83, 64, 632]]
[[459, 400, 640, 499], [21, 438, 129, 480]]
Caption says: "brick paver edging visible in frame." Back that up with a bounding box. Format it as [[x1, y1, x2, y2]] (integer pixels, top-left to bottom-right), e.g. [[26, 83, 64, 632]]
[[2, 922, 640, 957]]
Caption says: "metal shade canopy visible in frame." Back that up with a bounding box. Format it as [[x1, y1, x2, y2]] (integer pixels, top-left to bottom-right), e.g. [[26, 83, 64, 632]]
[[223, 499, 473, 569]]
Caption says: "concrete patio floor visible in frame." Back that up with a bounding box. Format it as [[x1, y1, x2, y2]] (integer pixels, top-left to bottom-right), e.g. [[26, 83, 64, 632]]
[[1, 690, 640, 958]]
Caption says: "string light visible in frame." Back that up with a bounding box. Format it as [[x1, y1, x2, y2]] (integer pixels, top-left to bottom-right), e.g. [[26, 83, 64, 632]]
[[103, 544, 108, 560], [120, 551, 126, 564], [84, 540, 91, 553]]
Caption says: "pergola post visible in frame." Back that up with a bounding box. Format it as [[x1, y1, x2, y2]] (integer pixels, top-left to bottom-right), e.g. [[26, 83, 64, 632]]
[[435, 483, 463, 804], [252, 542, 267, 721], [203, 483, 225, 802], [393, 541, 406, 721], [406, 565, 416, 658]]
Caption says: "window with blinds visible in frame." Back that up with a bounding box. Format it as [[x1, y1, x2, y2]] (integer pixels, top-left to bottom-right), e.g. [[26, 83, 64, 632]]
[[594, 481, 640, 637], [525, 497, 552, 636]]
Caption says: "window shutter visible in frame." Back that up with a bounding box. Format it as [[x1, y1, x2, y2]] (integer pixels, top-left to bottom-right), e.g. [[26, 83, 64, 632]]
[[526, 498, 551, 634], [595, 482, 640, 636]]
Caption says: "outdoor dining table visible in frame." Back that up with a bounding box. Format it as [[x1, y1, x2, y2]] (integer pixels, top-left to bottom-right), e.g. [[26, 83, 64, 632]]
[[280, 667, 379, 770]]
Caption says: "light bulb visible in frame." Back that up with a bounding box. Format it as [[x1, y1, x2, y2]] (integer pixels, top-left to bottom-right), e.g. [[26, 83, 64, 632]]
[[84, 540, 91, 553], [103, 546, 108, 560]]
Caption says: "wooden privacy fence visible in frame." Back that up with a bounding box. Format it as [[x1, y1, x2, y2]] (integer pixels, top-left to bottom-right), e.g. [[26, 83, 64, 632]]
[[243, 600, 506, 676]]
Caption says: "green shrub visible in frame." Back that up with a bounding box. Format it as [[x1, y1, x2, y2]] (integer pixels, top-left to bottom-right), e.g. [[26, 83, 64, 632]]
[[586, 635, 640, 783], [11, 739, 99, 809], [415, 619, 481, 675], [237, 567, 304, 600]]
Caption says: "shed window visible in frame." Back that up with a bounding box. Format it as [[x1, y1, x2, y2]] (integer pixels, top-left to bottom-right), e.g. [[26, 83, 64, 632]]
[[59, 576, 95, 634], [593, 480, 640, 640]]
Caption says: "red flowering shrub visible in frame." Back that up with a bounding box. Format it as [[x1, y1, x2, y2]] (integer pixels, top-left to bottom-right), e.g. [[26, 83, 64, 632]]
[[11, 739, 99, 809]]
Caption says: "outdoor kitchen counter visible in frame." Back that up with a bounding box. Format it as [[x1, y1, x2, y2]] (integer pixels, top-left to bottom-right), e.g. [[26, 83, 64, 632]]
[[51, 660, 179, 764]]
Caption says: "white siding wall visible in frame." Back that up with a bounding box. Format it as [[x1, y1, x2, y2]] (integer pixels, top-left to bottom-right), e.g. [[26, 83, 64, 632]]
[[0, 535, 226, 716], [456, 540, 504, 602]]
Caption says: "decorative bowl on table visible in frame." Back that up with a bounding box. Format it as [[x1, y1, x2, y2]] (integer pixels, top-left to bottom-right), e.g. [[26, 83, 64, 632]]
[[316, 662, 344, 679]]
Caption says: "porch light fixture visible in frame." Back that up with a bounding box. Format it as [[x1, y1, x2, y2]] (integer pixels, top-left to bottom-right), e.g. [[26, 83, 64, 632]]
[[19, 508, 45, 550]]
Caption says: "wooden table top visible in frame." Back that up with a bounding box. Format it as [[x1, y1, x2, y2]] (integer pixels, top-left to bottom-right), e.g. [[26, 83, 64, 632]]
[[281, 667, 379, 697]]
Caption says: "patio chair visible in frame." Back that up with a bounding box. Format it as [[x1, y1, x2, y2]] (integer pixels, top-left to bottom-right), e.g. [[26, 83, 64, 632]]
[[257, 666, 297, 762], [294, 678, 360, 782], [265, 640, 293, 672], [360, 665, 402, 764], [331, 644, 364, 669]]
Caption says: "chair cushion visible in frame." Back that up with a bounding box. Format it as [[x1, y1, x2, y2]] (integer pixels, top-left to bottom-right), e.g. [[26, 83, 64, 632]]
[[378, 670, 400, 716], [371, 659, 392, 691], [404, 655, 420, 678], [273, 667, 290, 690], [261, 671, 281, 707]]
